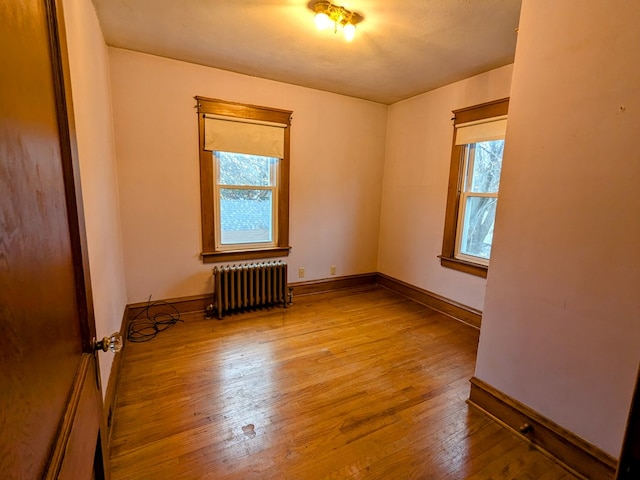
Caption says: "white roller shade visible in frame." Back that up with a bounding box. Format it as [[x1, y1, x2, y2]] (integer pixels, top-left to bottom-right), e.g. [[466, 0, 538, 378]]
[[204, 115, 286, 158], [455, 115, 507, 145]]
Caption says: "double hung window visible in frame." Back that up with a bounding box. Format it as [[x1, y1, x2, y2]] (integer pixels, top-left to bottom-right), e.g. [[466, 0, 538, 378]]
[[440, 98, 508, 277], [197, 97, 292, 262], [214, 152, 277, 248]]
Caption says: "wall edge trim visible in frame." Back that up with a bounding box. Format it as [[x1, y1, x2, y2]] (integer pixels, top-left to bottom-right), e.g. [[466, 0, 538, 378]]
[[126, 294, 213, 320], [124, 273, 478, 326], [290, 273, 378, 297], [376, 273, 482, 328], [468, 376, 617, 480], [102, 305, 128, 446]]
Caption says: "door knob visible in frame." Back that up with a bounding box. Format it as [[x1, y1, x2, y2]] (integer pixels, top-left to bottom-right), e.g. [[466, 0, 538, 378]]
[[94, 332, 123, 353]]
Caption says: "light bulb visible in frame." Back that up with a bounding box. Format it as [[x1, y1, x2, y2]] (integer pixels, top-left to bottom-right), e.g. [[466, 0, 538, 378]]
[[315, 12, 331, 30], [343, 22, 356, 41]]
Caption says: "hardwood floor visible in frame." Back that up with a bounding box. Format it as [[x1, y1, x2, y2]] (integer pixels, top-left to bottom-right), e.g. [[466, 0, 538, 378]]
[[109, 287, 578, 479]]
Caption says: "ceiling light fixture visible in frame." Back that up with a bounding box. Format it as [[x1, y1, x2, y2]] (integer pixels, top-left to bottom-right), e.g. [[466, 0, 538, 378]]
[[311, 1, 363, 42]]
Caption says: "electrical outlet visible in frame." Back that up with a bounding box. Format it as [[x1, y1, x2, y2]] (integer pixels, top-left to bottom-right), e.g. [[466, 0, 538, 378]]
[[298, 267, 305, 278], [330, 265, 336, 276]]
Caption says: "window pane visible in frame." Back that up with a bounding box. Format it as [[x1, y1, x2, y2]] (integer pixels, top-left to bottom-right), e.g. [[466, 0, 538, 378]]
[[469, 140, 504, 193], [220, 188, 273, 244], [460, 196, 497, 259], [218, 152, 274, 186]]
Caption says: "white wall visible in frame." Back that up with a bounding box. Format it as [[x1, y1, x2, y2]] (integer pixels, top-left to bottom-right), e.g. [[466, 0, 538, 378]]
[[62, 0, 128, 393], [109, 49, 388, 303], [378, 65, 513, 311], [475, 0, 640, 457]]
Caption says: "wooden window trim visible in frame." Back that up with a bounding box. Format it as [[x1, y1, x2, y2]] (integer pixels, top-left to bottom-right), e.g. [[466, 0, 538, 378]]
[[196, 96, 292, 263], [439, 97, 509, 278]]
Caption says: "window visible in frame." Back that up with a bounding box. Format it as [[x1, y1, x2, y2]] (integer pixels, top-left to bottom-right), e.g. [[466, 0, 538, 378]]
[[215, 152, 277, 248], [196, 97, 292, 262], [440, 98, 509, 277]]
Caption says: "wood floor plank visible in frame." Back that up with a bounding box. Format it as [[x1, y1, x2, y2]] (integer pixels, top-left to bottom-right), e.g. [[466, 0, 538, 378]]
[[109, 288, 578, 479]]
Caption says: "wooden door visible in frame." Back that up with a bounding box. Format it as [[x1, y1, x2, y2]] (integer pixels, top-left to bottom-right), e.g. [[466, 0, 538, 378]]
[[0, 0, 109, 478]]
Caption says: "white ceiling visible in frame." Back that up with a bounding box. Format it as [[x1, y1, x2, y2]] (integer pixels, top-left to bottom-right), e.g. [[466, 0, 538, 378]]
[[92, 0, 522, 105]]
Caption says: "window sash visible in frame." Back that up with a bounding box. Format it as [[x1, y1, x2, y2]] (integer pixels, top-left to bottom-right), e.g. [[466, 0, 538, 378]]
[[454, 141, 501, 264], [213, 153, 279, 250], [455, 192, 498, 265], [462, 143, 500, 194]]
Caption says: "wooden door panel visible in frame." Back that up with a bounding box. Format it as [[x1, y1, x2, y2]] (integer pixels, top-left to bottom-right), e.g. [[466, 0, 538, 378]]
[[0, 89, 84, 477], [0, 0, 107, 478], [54, 354, 102, 480]]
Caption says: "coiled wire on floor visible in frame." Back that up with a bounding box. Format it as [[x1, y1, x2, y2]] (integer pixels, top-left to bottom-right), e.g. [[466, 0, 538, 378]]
[[127, 296, 183, 343]]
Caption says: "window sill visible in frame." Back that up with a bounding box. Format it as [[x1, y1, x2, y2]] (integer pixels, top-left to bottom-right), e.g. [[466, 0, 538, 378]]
[[202, 246, 291, 263], [438, 255, 488, 278]]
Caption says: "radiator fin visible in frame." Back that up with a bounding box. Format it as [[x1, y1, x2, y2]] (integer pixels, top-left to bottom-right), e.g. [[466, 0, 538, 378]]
[[213, 261, 288, 319]]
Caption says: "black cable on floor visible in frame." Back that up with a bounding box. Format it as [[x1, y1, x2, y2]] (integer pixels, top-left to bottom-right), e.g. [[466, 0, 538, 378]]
[[127, 296, 183, 343]]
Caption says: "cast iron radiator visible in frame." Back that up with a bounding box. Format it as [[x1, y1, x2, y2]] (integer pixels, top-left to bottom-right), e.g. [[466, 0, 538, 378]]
[[212, 261, 288, 319]]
